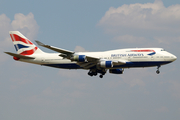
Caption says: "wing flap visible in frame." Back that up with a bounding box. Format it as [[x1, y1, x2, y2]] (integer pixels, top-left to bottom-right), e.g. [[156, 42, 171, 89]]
[[77, 62, 96, 69], [4, 52, 35, 59], [86, 56, 100, 62], [112, 60, 127, 65]]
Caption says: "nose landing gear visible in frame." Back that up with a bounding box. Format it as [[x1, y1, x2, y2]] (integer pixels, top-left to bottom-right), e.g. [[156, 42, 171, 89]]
[[156, 66, 160, 74]]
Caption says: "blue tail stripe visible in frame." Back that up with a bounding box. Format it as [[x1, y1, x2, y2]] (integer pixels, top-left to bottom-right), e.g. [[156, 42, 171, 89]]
[[14, 45, 18, 51], [15, 44, 29, 50]]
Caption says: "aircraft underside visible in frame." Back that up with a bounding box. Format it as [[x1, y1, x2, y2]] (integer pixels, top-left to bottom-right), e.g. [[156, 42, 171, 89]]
[[42, 61, 171, 69], [42, 61, 172, 78]]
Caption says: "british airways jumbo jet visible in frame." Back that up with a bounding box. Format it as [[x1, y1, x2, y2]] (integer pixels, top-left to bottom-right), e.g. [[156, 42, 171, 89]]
[[5, 31, 177, 78]]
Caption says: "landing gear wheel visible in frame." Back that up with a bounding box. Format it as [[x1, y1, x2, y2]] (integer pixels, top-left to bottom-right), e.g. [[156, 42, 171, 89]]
[[88, 72, 93, 76], [156, 70, 160, 74], [93, 72, 97, 76], [99, 75, 103, 78], [156, 66, 161, 74], [88, 71, 98, 77]]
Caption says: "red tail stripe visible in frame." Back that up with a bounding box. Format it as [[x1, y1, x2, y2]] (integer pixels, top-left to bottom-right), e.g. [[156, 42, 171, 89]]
[[131, 50, 155, 52], [10, 34, 14, 42], [12, 34, 33, 45], [20, 47, 38, 55]]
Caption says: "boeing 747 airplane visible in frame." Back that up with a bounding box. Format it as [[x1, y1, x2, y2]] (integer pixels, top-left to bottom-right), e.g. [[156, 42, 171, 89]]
[[5, 31, 177, 78]]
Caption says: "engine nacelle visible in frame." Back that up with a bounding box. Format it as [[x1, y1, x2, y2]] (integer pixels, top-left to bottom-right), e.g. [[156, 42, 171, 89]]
[[99, 61, 113, 68], [109, 69, 123, 74], [71, 55, 87, 62]]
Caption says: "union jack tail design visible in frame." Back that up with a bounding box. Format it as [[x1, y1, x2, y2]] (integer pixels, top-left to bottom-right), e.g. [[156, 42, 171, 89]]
[[9, 31, 44, 55]]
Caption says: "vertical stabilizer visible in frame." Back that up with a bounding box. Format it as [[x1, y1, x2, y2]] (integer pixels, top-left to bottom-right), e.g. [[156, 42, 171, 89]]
[[9, 31, 44, 55]]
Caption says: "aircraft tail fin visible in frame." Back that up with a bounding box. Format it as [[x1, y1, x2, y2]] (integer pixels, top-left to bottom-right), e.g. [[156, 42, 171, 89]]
[[9, 31, 44, 55]]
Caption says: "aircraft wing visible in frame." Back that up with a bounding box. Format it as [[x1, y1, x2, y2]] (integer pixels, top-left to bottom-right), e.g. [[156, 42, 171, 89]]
[[77, 62, 97, 69], [112, 60, 127, 65], [35, 41, 74, 55], [86, 56, 100, 62], [35, 41, 126, 69], [77, 59, 126, 69], [35, 41, 101, 61], [76, 56, 100, 69], [83, 55, 126, 65], [4, 52, 35, 59]]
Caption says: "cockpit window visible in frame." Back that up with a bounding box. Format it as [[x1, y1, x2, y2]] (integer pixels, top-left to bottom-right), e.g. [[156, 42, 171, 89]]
[[161, 49, 165, 51]]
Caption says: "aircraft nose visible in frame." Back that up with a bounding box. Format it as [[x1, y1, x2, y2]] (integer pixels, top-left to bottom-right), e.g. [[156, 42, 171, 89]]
[[172, 55, 177, 61]]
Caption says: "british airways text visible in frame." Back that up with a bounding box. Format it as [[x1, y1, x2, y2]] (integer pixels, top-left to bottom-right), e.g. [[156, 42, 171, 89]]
[[111, 54, 144, 57]]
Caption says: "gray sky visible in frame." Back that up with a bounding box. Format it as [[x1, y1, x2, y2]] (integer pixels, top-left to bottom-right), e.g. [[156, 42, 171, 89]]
[[0, 0, 180, 120]]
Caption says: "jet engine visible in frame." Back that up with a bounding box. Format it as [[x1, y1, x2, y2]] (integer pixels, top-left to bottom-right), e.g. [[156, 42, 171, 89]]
[[71, 55, 87, 62], [99, 61, 113, 68], [109, 69, 123, 74]]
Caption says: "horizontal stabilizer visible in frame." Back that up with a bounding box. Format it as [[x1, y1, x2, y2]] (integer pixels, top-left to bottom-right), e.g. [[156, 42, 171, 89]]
[[35, 40, 74, 55], [4, 52, 35, 59]]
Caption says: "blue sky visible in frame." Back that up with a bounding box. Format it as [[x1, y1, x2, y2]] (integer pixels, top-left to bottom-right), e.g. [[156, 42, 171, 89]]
[[0, 0, 180, 120]]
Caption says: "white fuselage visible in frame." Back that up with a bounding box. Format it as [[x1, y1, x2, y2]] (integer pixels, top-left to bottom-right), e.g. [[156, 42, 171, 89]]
[[18, 48, 177, 69], [7, 31, 177, 77]]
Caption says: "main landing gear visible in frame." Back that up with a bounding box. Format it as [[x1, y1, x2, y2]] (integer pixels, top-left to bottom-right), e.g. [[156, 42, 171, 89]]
[[88, 69, 106, 78], [99, 73, 105, 78], [156, 66, 160, 74], [88, 71, 97, 76]]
